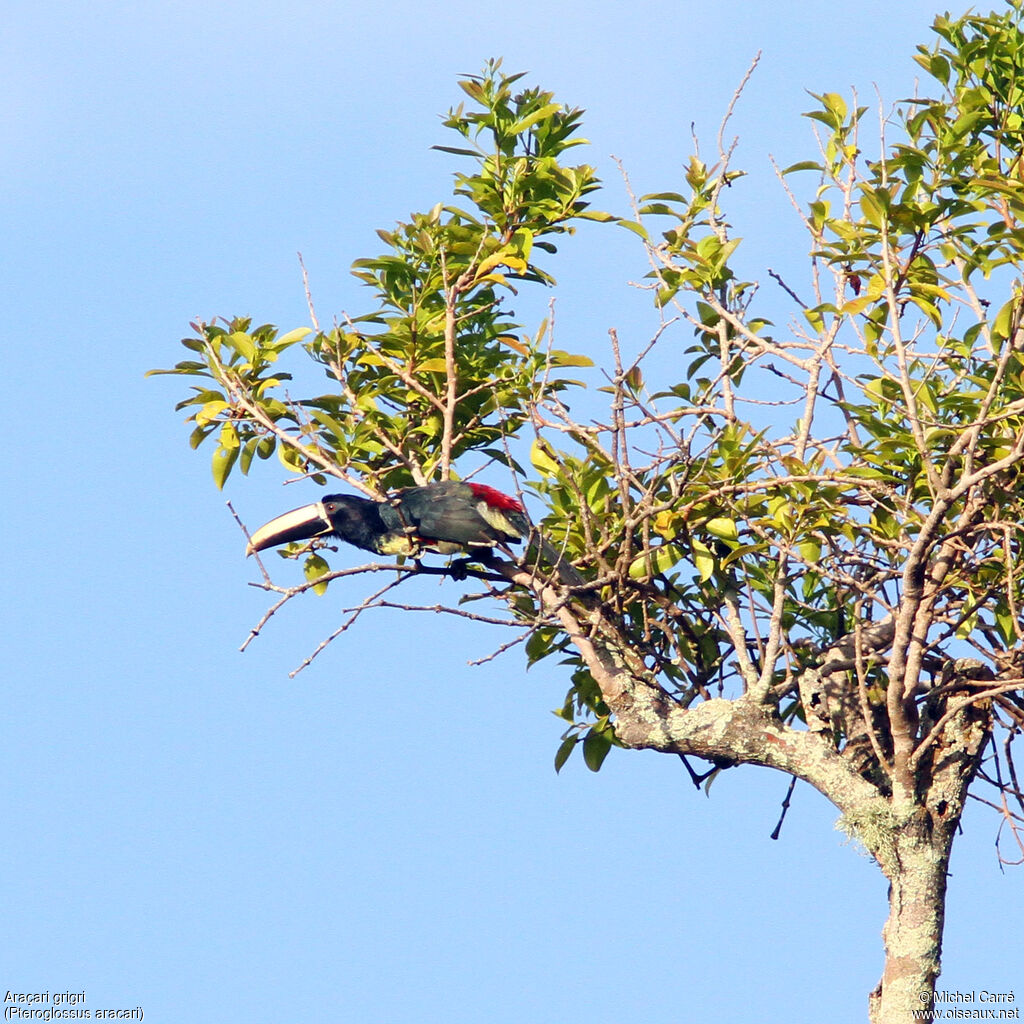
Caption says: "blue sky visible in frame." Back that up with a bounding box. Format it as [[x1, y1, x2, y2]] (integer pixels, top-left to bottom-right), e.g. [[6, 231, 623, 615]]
[[3, 1, 1020, 1021]]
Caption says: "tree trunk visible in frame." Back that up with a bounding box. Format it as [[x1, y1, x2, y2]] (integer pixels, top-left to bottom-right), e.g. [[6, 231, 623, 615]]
[[558, 594, 992, 1024], [868, 813, 951, 1024]]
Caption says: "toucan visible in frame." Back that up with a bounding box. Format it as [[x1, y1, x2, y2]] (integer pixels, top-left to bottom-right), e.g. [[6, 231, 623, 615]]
[[247, 481, 584, 585]]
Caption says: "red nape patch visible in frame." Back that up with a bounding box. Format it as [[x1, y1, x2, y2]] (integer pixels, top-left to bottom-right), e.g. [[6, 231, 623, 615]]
[[468, 483, 524, 512]]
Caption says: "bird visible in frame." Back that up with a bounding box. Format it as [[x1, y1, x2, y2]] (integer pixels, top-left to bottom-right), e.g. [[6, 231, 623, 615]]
[[246, 481, 584, 585]]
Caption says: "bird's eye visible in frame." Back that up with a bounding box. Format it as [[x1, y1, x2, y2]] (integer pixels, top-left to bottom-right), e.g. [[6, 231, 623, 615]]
[[325, 503, 336, 512]]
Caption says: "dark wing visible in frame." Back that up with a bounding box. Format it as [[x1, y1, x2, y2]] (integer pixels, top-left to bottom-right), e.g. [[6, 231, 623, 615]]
[[387, 483, 500, 547]]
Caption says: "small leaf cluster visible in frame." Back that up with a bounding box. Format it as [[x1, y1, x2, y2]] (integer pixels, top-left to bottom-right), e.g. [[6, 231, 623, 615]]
[[441, 59, 613, 245], [623, 156, 749, 306], [152, 61, 607, 495], [149, 320, 312, 488]]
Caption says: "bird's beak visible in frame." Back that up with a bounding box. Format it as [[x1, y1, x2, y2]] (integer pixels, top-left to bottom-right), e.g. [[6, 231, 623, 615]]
[[246, 501, 333, 555]]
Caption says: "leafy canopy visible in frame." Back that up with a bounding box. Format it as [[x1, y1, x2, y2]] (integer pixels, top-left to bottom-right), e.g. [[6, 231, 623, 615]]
[[152, 59, 607, 496]]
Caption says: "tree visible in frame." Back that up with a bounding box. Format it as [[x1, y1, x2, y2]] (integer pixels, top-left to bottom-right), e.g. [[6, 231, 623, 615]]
[[151, 7, 1024, 1022]]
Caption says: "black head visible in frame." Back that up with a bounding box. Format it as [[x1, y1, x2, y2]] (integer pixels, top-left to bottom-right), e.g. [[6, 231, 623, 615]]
[[247, 494, 386, 554]]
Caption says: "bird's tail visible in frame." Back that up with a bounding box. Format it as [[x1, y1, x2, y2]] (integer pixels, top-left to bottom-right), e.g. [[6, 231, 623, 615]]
[[528, 532, 587, 588]]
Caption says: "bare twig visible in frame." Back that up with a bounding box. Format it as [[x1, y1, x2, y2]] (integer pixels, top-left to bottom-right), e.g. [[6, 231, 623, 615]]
[[770, 775, 799, 840], [298, 252, 321, 332]]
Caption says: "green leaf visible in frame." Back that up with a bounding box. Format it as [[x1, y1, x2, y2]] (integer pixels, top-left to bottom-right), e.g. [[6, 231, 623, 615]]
[[236, 332, 262, 361], [955, 611, 978, 641], [304, 553, 331, 596], [995, 607, 1017, 645], [705, 517, 739, 543], [275, 326, 313, 347], [782, 160, 824, 174], [629, 543, 684, 579], [239, 436, 258, 476], [432, 145, 481, 157], [531, 440, 560, 477], [550, 350, 594, 368], [803, 306, 825, 332], [554, 734, 578, 773], [692, 539, 715, 582], [189, 425, 213, 449], [218, 421, 240, 450], [195, 400, 229, 427], [618, 219, 650, 240], [859, 188, 889, 228], [277, 444, 306, 473], [414, 358, 450, 373], [991, 298, 1018, 342], [840, 296, 873, 316], [798, 537, 822, 563], [211, 446, 238, 490], [582, 727, 612, 772], [822, 92, 847, 120], [509, 102, 563, 135]]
